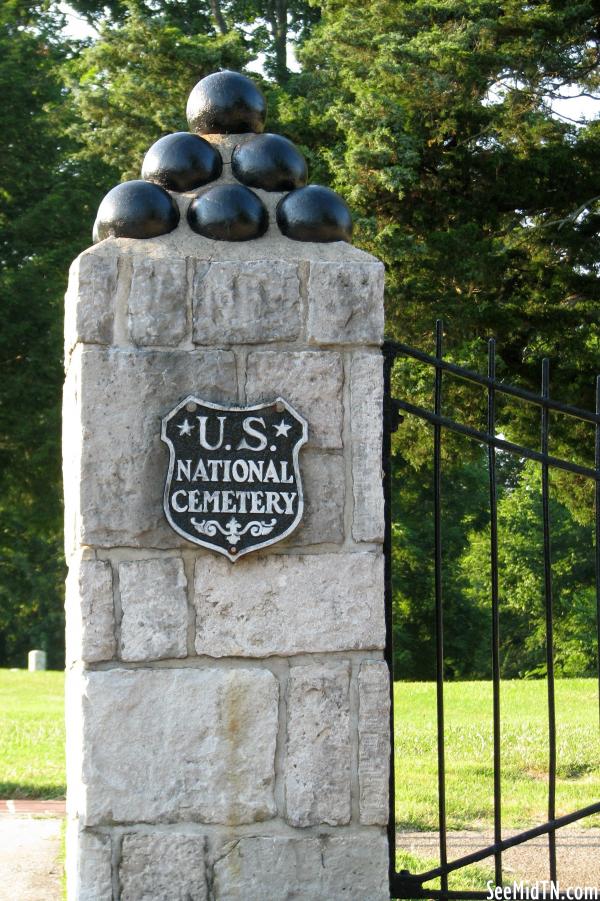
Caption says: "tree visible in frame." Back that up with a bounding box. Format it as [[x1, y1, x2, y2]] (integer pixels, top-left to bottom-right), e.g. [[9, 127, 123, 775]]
[[391, 448, 492, 680], [68, 0, 320, 84], [4, 0, 599, 672], [0, 0, 318, 668], [461, 462, 597, 678], [297, 0, 600, 486], [67, 0, 215, 35], [0, 3, 113, 667], [392, 444, 597, 680], [65, 8, 249, 181], [213, 1, 320, 83]]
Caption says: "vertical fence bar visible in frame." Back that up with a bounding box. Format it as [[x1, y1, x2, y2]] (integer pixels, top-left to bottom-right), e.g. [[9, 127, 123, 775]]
[[434, 320, 449, 895], [383, 348, 398, 892], [487, 339, 503, 887], [541, 358, 558, 883], [595, 376, 600, 730]]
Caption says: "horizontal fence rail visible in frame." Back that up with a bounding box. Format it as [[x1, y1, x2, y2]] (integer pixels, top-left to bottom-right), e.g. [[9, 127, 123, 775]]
[[385, 340, 600, 425], [384, 322, 600, 901]]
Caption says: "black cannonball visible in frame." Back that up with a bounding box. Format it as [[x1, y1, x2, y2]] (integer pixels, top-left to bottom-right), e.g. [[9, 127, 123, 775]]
[[186, 70, 267, 135], [231, 134, 307, 192], [187, 184, 268, 241], [276, 185, 353, 243], [142, 132, 222, 192], [93, 180, 180, 242]]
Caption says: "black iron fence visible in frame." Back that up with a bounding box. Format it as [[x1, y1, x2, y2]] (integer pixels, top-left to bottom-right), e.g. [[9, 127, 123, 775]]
[[383, 321, 600, 900]]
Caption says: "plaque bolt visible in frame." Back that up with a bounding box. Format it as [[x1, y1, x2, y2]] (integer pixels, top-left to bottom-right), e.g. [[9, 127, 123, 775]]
[[230, 546, 237, 555], [186, 402, 198, 412]]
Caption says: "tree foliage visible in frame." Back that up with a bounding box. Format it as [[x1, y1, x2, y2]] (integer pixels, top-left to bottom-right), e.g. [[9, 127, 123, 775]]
[[297, 0, 600, 460], [295, 6, 600, 678], [0, 3, 112, 667], [391, 450, 491, 680], [461, 463, 597, 678], [393, 449, 598, 681], [1, 0, 598, 675], [66, 8, 248, 181], [68, 0, 321, 82]]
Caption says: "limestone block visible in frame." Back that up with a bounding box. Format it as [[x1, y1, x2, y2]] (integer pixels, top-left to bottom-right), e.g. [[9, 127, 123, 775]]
[[307, 261, 384, 346], [63, 359, 82, 559], [101, 208, 380, 265], [285, 662, 351, 827], [119, 558, 188, 662], [351, 353, 384, 542], [319, 833, 389, 900], [128, 256, 188, 346], [194, 552, 385, 657], [65, 558, 115, 664], [213, 833, 389, 901], [67, 346, 237, 548], [120, 833, 207, 901], [246, 351, 343, 448], [294, 451, 345, 545], [73, 667, 278, 826], [358, 661, 390, 826], [65, 250, 117, 355], [66, 823, 112, 901], [193, 260, 300, 344], [66, 671, 85, 821]]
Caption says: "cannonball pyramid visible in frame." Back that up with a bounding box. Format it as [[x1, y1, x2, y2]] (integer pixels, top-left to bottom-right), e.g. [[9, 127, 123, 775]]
[[93, 70, 352, 244]]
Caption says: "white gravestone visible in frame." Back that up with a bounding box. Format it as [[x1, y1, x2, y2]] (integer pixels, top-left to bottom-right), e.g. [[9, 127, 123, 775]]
[[28, 649, 46, 671]]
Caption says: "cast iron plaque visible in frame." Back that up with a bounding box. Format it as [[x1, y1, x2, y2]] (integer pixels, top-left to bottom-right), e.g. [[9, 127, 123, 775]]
[[161, 396, 308, 561]]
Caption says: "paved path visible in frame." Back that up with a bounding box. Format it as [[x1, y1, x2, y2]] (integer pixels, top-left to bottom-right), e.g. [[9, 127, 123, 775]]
[[0, 801, 65, 901], [398, 827, 600, 888], [2, 803, 597, 898]]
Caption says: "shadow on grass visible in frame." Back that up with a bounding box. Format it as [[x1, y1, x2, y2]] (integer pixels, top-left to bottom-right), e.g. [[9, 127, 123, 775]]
[[0, 782, 66, 800], [394, 847, 495, 899]]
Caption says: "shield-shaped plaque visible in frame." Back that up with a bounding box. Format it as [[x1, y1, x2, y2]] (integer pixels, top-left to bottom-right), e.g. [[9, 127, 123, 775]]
[[161, 396, 308, 561]]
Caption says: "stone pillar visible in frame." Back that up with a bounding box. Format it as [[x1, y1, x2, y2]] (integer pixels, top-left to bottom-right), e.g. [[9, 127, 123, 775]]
[[64, 99, 389, 901]]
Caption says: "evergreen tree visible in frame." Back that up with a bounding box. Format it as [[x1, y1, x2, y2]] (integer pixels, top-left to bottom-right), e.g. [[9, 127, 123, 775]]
[[67, 0, 321, 84], [2, 0, 598, 673], [293, 6, 600, 667], [0, 3, 112, 666], [297, 0, 600, 469], [65, 6, 249, 180]]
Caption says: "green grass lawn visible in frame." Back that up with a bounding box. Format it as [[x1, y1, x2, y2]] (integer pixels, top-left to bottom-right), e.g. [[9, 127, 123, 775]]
[[395, 847, 495, 898], [395, 678, 600, 831], [0, 670, 597, 840], [394, 679, 599, 897], [0, 669, 65, 799]]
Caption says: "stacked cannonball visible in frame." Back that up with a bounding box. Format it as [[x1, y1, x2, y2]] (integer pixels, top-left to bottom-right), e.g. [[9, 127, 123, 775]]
[[93, 70, 352, 244]]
